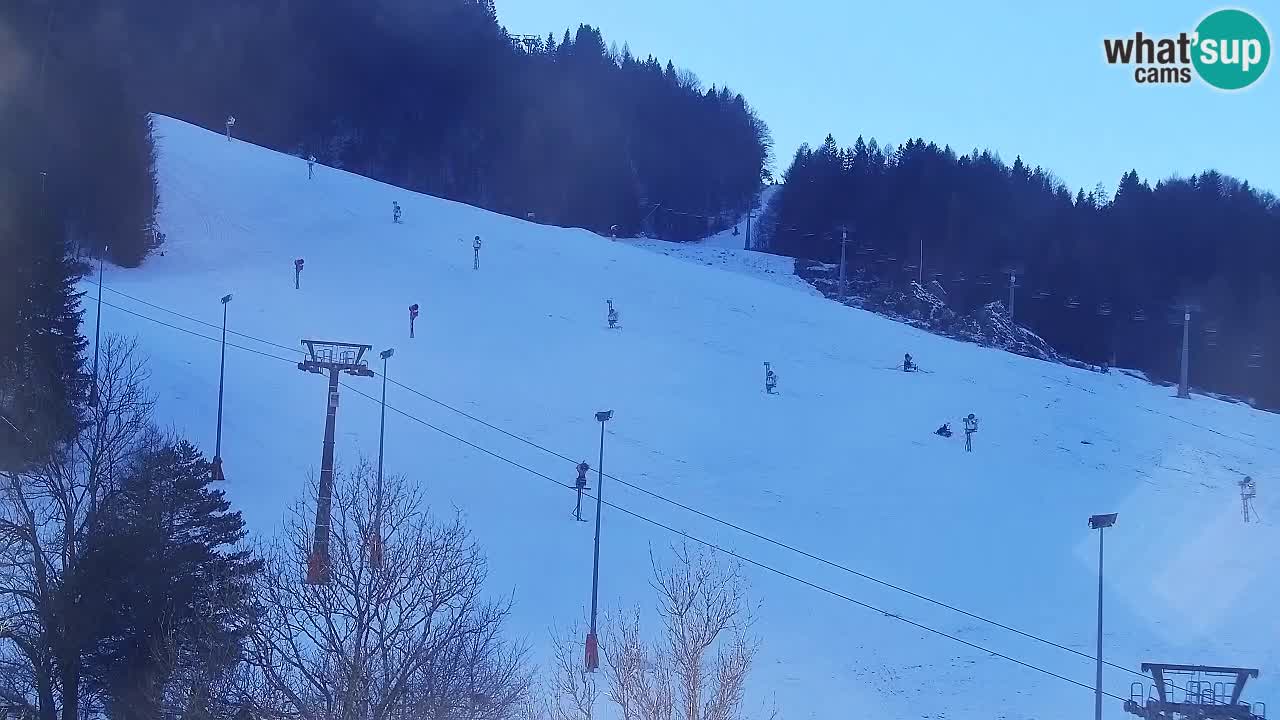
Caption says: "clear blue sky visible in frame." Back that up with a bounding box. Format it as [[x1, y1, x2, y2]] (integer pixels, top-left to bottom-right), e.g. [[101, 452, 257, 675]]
[[496, 0, 1278, 195]]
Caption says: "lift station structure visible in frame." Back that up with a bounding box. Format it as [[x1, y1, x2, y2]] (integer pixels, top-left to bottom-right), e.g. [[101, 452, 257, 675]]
[[1125, 663, 1267, 720]]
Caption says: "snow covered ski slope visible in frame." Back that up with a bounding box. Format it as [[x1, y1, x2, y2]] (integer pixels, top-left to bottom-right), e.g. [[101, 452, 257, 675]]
[[87, 116, 1280, 719]]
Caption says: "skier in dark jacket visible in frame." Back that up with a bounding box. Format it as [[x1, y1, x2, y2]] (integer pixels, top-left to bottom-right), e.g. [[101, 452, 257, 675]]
[[904, 353, 917, 372], [935, 423, 952, 438], [764, 362, 777, 394]]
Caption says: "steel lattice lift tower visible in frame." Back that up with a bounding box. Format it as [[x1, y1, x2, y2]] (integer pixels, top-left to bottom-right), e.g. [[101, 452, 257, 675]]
[[297, 339, 375, 585]]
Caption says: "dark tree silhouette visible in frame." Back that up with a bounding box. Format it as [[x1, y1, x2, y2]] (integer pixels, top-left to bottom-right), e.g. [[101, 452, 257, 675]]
[[767, 134, 1280, 408]]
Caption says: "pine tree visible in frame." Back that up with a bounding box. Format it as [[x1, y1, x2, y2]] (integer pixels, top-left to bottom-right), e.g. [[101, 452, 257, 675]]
[[82, 436, 260, 719], [0, 167, 86, 469]]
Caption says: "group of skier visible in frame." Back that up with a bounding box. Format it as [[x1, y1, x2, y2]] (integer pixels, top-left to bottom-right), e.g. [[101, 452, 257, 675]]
[[762, 354, 980, 452], [935, 414, 980, 452], [292, 178, 989, 464]]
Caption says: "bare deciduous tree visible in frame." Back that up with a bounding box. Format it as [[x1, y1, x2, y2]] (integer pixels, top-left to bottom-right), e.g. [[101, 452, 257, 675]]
[[541, 620, 598, 720], [0, 335, 152, 720], [602, 544, 758, 720], [246, 460, 529, 720]]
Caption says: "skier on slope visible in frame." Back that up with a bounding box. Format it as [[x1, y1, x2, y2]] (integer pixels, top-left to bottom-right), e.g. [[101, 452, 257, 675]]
[[307, 155, 316, 180], [409, 304, 419, 338], [935, 423, 952, 438], [764, 362, 778, 394], [393, 201, 402, 224], [473, 235, 482, 270], [903, 353, 917, 372], [962, 413, 979, 452]]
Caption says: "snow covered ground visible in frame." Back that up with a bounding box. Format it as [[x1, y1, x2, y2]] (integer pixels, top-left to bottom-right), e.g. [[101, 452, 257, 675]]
[[85, 116, 1279, 720], [623, 186, 806, 293]]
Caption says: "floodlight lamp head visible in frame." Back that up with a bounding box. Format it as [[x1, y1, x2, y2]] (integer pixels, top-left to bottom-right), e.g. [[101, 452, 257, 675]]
[[221, 294, 233, 304], [380, 348, 394, 360], [1088, 513, 1118, 529], [595, 410, 613, 423]]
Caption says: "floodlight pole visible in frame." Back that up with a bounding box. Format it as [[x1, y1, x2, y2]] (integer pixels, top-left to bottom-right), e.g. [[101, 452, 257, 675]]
[[90, 251, 104, 406], [918, 233, 924, 285], [1008, 272, 1017, 320], [213, 293, 232, 480], [1089, 513, 1117, 720], [1178, 306, 1191, 399], [586, 409, 613, 671], [838, 227, 849, 299], [373, 348, 393, 567]]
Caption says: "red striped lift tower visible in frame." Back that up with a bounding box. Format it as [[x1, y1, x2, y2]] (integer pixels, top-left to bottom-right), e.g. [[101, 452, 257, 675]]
[[298, 340, 375, 585]]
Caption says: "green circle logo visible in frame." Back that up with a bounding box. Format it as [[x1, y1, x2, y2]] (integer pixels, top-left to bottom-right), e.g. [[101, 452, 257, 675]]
[[1193, 9, 1270, 90]]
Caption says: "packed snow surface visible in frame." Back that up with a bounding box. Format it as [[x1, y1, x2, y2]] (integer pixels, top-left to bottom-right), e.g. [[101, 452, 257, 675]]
[[86, 116, 1279, 720]]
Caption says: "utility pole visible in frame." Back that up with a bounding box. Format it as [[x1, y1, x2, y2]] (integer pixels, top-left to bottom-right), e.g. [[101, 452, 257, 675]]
[[838, 226, 849, 299], [90, 248, 106, 406], [1088, 513, 1117, 720], [585, 409, 613, 672], [1178, 305, 1192, 399], [36, 2, 55, 207], [212, 294, 232, 482], [297, 340, 375, 585], [918, 232, 924, 285], [371, 348, 394, 568], [745, 212, 753, 251], [1008, 271, 1018, 320]]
